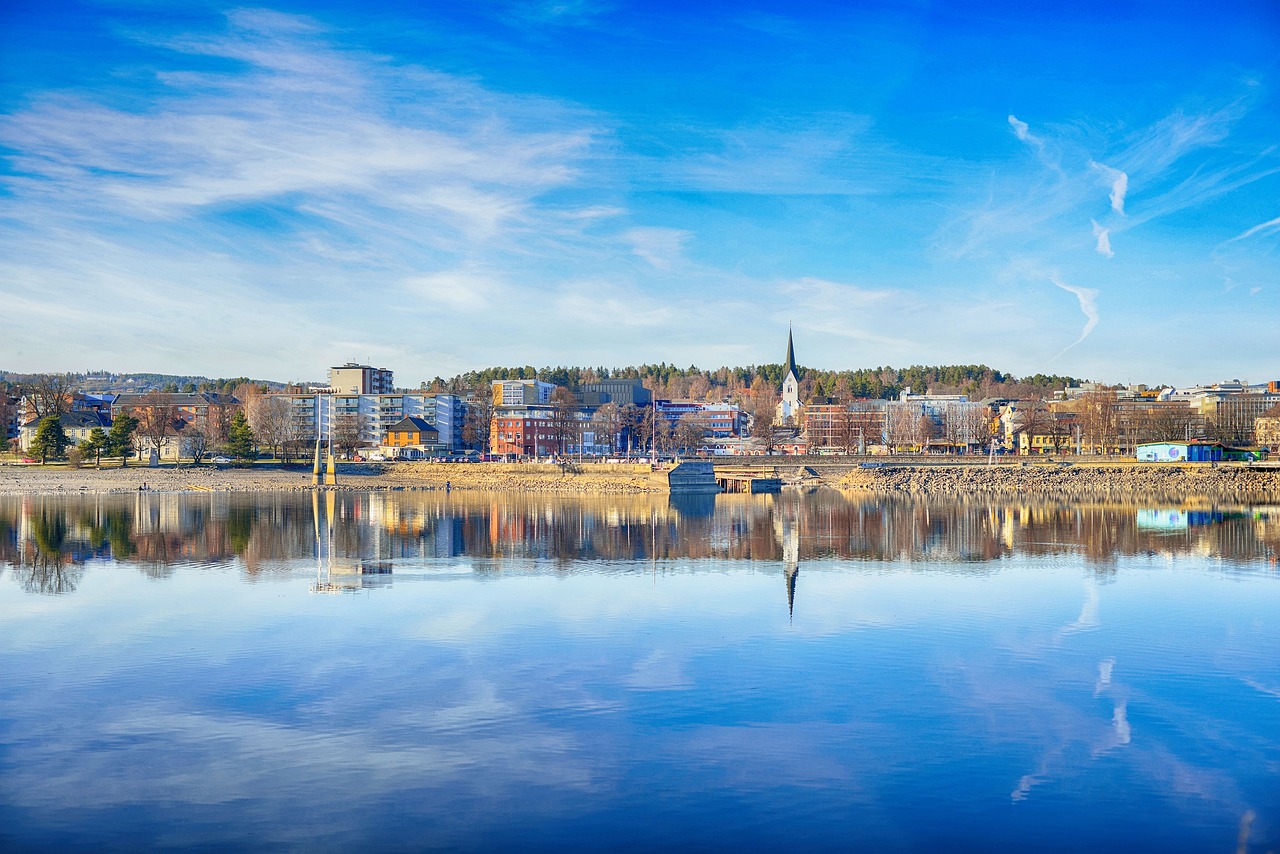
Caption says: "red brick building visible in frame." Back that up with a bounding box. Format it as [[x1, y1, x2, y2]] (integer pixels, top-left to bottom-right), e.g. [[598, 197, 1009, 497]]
[[490, 412, 559, 457]]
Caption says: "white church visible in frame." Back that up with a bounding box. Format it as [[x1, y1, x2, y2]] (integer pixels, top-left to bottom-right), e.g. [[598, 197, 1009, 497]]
[[776, 327, 802, 425]]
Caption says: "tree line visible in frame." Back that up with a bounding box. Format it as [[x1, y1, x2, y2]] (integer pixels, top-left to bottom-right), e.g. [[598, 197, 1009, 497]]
[[428, 363, 1085, 403]]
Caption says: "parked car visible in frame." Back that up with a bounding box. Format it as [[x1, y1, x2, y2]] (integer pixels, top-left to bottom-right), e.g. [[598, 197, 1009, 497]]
[[211, 456, 232, 463]]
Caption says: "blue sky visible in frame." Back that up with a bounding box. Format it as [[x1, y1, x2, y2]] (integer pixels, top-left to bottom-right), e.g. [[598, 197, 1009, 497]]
[[1, 0, 1277, 387]]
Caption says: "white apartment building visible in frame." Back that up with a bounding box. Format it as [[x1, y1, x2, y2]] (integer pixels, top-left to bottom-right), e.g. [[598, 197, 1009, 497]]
[[279, 392, 463, 450]]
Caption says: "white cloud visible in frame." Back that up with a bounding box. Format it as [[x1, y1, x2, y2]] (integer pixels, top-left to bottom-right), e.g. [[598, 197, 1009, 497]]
[[402, 269, 507, 312], [1229, 215, 1280, 242], [1089, 160, 1129, 214], [1091, 219, 1114, 258], [1050, 276, 1100, 356], [1008, 114, 1038, 147], [621, 226, 691, 269]]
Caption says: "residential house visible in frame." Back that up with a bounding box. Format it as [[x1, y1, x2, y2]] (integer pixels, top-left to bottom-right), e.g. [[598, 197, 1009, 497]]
[[382, 417, 443, 458]]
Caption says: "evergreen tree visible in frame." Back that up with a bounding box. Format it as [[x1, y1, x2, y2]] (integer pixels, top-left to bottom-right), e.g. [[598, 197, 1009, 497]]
[[81, 427, 107, 467], [30, 416, 69, 464], [106, 414, 139, 467], [226, 411, 256, 462]]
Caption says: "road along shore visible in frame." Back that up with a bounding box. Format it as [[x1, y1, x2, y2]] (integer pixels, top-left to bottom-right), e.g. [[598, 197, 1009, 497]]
[[1, 460, 1277, 502]]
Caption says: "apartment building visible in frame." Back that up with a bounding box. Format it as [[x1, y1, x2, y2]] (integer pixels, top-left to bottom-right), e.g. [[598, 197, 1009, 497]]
[[278, 392, 463, 451], [492, 379, 555, 407], [328, 363, 395, 395]]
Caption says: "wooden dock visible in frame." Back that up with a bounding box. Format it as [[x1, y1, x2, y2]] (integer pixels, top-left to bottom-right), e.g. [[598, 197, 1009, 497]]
[[714, 465, 782, 494]]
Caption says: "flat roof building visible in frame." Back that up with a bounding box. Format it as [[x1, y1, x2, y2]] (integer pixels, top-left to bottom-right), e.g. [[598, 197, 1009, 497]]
[[329, 364, 394, 395]]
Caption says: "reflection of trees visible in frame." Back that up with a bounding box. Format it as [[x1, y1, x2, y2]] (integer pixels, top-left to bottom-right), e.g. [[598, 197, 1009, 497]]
[[2, 491, 1278, 595], [17, 557, 86, 594]]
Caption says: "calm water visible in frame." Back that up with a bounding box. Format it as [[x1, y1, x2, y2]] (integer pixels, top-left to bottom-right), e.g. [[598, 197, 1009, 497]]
[[2, 489, 1278, 853]]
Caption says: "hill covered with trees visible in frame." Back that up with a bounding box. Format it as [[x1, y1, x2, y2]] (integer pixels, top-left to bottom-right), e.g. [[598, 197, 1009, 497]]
[[432, 363, 1086, 402]]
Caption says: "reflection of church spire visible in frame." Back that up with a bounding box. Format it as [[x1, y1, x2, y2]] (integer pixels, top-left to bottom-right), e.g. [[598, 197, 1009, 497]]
[[774, 498, 801, 622], [785, 563, 798, 621]]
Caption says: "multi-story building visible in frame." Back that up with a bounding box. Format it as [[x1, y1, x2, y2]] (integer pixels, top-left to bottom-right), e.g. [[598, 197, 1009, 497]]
[[492, 379, 555, 407], [278, 392, 463, 451], [1256, 412, 1280, 451], [328, 363, 395, 395], [656, 400, 746, 438], [803, 401, 887, 452], [579, 378, 652, 407], [112, 392, 241, 426], [18, 410, 112, 453], [490, 411, 560, 457]]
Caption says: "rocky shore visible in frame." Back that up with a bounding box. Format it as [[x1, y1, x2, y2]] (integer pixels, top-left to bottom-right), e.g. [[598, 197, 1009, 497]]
[[835, 463, 1280, 502], [2, 460, 1277, 502], [0, 461, 670, 495]]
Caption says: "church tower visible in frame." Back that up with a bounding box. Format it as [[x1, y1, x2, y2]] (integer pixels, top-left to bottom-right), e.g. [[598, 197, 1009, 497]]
[[777, 326, 802, 424]]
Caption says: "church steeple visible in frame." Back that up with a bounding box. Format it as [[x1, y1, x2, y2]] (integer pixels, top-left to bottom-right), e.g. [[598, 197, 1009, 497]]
[[784, 325, 799, 382], [777, 325, 802, 424]]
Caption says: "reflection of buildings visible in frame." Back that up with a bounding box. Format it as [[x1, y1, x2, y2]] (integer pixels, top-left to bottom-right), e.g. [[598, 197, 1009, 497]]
[[311, 491, 394, 593], [2, 492, 1277, 597]]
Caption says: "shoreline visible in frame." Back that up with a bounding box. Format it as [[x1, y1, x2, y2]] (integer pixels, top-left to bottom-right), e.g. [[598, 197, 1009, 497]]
[[2, 460, 1278, 502]]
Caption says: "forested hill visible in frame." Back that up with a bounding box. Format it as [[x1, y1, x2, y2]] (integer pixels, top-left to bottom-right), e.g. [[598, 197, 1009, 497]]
[[0, 371, 288, 395], [436, 364, 1086, 402], [4, 364, 1087, 401]]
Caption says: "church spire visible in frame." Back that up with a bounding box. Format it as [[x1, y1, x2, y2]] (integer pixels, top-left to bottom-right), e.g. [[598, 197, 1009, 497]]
[[784, 324, 798, 381]]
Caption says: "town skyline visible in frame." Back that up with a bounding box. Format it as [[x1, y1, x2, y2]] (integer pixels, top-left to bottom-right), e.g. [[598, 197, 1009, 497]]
[[2, 1, 1277, 386]]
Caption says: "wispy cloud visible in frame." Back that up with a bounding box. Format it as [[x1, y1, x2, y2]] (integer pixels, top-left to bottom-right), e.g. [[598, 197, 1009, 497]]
[[1008, 114, 1041, 151], [1090, 219, 1114, 258], [0, 12, 602, 238], [1050, 276, 1100, 357], [621, 227, 691, 269], [640, 112, 944, 196], [1089, 160, 1128, 214], [1229, 215, 1280, 242]]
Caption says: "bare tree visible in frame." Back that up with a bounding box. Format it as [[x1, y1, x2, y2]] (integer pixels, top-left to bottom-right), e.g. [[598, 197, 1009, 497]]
[[248, 396, 293, 462], [751, 395, 778, 454], [1045, 412, 1075, 453], [941, 402, 966, 453], [673, 413, 704, 456], [834, 406, 859, 454], [21, 374, 74, 419], [953, 403, 991, 454], [463, 392, 496, 451], [913, 413, 939, 453], [136, 391, 178, 460], [619, 404, 645, 457], [182, 415, 217, 465], [884, 403, 917, 452], [652, 413, 676, 456], [1078, 389, 1119, 455], [281, 404, 312, 463], [592, 402, 621, 455], [332, 412, 362, 459], [550, 386, 579, 455], [205, 403, 236, 445]]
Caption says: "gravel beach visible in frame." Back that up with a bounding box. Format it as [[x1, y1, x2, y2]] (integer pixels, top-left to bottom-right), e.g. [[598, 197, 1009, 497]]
[[3, 460, 1277, 502]]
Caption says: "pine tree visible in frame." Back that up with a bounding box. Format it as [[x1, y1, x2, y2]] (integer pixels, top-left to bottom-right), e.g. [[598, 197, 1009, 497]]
[[226, 411, 256, 462], [81, 427, 107, 467], [30, 416, 69, 464], [106, 414, 138, 467]]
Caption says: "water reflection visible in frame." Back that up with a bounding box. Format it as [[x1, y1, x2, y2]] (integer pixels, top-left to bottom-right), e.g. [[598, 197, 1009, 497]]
[[2, 490, 1277, 596], [1, 491, 1277, 853]]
